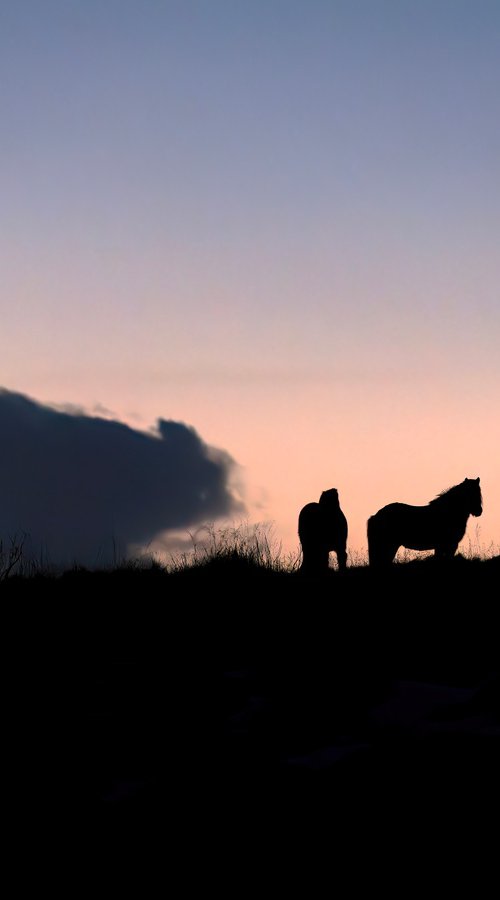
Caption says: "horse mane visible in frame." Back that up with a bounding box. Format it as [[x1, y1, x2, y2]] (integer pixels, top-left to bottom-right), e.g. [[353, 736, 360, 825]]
[[430, 479, 481, 507]]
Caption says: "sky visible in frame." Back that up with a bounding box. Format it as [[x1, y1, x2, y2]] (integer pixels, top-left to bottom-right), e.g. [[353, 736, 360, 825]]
[[1, 1, 499, 567]]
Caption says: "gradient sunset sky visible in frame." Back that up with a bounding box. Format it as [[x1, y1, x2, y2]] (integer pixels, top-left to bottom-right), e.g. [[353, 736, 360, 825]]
[[2, 1, 499, 564]]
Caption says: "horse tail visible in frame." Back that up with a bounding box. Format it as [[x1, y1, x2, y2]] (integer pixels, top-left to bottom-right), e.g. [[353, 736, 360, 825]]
[[298, 502, 318, 544], [367, 511, 386, 567], [367, 514, 377, 566], [298, 502, 330, 573]]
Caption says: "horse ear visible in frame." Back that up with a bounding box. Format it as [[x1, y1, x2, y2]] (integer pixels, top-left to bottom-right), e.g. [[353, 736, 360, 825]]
[[476, 477, 480, 483]]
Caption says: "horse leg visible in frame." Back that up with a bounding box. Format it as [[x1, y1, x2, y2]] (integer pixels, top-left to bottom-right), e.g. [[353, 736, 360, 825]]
[[435, 543, 458, 560], [318, 547, 330, 572], [368, 518, 397, 567], [369, 543, 398, 567], [336, 546, 347, 572], [300, 546, 312, 573], [387, 544, 399, 564], [301, 544, 329, 574]]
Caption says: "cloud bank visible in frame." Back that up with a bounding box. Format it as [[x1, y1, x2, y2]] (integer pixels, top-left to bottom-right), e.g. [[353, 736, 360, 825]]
[[0, 388, 244, 568]]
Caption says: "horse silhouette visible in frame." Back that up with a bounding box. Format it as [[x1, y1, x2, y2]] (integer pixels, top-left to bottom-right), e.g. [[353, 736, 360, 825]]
[[298, 488, 348, 573], [367, 477, 483, 567]]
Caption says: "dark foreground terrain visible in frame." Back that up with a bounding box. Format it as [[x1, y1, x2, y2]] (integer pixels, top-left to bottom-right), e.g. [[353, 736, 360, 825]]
[[4, 554, 499, 840]]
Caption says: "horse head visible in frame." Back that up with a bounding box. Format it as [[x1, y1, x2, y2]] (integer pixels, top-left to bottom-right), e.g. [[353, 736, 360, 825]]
[[466, 477, 483, 517], [319, 488, 340, 508]]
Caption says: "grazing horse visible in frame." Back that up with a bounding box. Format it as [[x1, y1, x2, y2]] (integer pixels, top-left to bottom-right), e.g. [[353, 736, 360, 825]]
[[367, 477, 483, 567], [298, 488, 348, 573]]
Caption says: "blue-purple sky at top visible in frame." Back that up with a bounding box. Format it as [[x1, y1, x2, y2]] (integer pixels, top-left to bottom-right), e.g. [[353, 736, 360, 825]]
[[1, 1, 499, 562]]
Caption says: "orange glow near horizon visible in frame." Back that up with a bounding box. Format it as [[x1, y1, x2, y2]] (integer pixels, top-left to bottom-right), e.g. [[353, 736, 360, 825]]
[[6, 373, 498, 566]]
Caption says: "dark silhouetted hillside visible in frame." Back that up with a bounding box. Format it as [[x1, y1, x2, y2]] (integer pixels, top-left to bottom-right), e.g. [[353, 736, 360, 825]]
[[3, 553, 499, 836]]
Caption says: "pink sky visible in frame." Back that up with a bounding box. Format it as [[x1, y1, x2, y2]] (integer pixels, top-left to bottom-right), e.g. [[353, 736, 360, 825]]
[[1, 3, 499, 564]]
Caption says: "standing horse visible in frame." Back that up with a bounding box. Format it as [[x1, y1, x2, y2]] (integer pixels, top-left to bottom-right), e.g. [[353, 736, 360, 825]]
[[367, 477, 482, 566], [298, 488, 348, 573]]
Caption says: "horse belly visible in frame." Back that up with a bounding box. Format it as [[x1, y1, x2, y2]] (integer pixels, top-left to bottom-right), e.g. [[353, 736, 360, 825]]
[[403, 535, 436, 551], [402, 510, 450, 550], [397, 507, 439, 551]]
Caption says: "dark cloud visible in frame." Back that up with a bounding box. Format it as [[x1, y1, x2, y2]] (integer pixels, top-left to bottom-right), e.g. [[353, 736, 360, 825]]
[[0, 388, 244, 568]]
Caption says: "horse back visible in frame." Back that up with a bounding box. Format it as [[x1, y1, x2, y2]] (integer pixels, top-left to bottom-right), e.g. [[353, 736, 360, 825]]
[[298, 502, 320, 541]]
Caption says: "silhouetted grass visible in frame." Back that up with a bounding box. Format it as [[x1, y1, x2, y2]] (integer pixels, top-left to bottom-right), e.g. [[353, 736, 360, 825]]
[[165, 522, 299, 577], [1, 520, 499, 586]]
